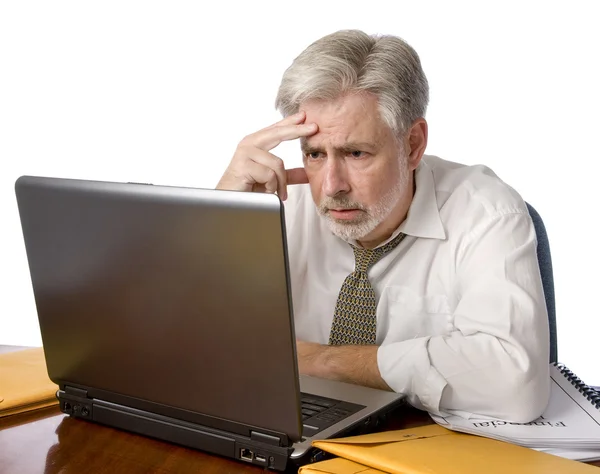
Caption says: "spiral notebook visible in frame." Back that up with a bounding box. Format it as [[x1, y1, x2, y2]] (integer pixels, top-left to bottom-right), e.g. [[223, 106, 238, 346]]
[[430, 363, 600, 462]]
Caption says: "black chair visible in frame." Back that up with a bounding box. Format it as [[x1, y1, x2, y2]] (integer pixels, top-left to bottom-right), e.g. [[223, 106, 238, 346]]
[[526, 202, 558, 363]]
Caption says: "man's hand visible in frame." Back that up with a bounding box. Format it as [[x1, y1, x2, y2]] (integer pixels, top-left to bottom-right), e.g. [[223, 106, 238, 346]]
[[295, 340, 392, 391], [216, 111, 317, 200]]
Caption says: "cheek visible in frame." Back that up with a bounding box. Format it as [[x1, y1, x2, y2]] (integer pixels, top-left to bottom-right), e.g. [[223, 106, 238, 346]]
[[355, 163, 400, 202], [304, 168, 323, 202]]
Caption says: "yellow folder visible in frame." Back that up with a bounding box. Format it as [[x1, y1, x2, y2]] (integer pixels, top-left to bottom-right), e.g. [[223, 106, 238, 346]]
[[300, 424, 600, 473], [301, 457, 384, 474], [0, 347, 59, 417]]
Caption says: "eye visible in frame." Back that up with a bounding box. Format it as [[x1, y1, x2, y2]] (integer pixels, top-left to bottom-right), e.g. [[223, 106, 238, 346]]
[[306, 152, 322, 160], [350, 150, 364, 158]]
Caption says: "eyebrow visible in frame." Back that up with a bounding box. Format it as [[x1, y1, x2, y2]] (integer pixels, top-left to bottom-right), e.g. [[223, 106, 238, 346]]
[[300, 140, 378, 154]]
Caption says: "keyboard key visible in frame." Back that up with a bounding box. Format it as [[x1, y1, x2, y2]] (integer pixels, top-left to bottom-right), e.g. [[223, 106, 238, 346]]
[[301, 396, 336, 408], [302, 408, 318, 417], [315, 414, 337, 423], [302, 403, 327, 413]]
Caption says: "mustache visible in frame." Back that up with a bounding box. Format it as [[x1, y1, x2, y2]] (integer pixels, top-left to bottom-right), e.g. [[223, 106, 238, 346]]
[[318, 196, 366, 214]]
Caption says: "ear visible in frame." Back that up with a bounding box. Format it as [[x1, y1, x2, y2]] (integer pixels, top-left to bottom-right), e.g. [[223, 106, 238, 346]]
[[405, 118, 428, 171]]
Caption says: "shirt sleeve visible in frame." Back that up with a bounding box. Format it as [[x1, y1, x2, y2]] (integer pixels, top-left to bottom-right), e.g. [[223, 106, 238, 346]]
[[377, 211, 551, 422]]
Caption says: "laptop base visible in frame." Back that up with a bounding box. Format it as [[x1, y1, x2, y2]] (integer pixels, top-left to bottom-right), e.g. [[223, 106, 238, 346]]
[[58, 389, 405, 472], [58, 390, 293, 471]]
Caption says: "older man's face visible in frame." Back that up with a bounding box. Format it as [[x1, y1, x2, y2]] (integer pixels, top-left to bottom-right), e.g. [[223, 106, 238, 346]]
[[300, 93, 413, 246]]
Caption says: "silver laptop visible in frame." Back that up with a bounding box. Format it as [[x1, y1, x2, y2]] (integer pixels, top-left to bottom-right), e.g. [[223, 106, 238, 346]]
[[15, 175, 404, 471]]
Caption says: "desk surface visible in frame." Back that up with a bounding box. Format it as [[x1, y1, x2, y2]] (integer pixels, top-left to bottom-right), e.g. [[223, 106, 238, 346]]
[[2, 345, 599, 473], [0, 404, 437, 474], [3, 403, 600, 473]]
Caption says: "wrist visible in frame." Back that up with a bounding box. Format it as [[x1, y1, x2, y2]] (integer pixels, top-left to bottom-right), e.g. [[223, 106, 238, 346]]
[[315, 344, 335, 379]]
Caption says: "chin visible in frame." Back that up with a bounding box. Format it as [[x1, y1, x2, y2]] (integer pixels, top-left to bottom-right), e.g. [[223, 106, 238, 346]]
[[325, 218, 378, 241]]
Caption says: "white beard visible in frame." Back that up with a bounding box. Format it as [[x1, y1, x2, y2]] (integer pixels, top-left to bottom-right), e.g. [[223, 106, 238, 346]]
[[317, 163, 410, 242]]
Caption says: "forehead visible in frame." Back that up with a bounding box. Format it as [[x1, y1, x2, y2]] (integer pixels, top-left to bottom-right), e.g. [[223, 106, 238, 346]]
[[300, 92, 391, 148]]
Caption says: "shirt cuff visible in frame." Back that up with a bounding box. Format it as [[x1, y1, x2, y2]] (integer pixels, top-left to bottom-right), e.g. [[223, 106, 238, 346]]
[[377, 338, 448, 415]]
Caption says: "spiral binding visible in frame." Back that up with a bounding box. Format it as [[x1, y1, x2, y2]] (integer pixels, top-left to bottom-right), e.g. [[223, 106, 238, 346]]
[[554, 362, 600, 409]]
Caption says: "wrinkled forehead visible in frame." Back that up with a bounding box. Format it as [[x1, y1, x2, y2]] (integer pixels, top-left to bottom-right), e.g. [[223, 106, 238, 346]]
[[299, 93, 392, 151]]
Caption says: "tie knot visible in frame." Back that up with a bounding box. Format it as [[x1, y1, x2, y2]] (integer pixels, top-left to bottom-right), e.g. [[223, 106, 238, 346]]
[[352, 232, 407, 273]]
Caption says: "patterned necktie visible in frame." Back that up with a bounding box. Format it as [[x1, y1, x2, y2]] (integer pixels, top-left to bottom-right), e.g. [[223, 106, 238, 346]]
[[328, 232, 407, 345]]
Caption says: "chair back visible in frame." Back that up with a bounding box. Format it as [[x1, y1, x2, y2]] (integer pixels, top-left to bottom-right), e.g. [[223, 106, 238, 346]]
[[526, 202, 558, 363]]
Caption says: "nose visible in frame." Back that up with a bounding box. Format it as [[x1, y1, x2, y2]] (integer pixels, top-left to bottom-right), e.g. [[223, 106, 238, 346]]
[[322, 158, 350, 197]]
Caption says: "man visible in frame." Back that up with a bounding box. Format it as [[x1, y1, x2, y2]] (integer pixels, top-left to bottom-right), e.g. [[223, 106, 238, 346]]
[[217, 29, 550, 422]]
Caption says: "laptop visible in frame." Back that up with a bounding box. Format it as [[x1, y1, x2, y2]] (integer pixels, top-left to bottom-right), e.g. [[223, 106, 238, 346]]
[[14, 175, 405, 471]]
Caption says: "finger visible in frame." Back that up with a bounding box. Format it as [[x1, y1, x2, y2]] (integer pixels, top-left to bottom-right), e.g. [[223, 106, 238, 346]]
[[264, 111, 306, 130], [243, 161, 279, 194], [253, 123, 318, 151], [247, 149, 288, 200], [286, 167, 309, 186], [253, 111, 306, 137]]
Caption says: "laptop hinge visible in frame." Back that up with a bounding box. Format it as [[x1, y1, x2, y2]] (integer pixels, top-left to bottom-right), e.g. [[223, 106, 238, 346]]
[[64, 386, 89, 398], [250, 430, 282, 447]]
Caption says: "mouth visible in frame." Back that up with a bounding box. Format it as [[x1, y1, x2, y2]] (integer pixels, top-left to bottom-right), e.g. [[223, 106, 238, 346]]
[[328, 208, 364, 220]]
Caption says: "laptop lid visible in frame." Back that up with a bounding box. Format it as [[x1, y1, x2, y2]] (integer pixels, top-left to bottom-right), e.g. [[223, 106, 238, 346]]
[[15, 175, 303, 443]]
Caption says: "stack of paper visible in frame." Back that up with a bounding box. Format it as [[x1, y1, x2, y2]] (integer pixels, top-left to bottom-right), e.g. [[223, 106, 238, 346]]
[[431, 364, 600, 461]]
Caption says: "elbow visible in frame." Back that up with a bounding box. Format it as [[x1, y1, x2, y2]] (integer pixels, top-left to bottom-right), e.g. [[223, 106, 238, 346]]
[[440, 360, 551, 422], [480, 331, 551, 422], [489, 365, 551, 423], [500, 391, 548, 423]]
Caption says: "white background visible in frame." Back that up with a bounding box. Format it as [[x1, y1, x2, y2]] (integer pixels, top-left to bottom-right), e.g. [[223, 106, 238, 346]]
[[1, 1, 598, 384]]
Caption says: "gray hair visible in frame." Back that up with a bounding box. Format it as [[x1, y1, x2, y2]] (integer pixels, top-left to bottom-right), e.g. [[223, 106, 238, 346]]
[[275, 29, 429, 137]]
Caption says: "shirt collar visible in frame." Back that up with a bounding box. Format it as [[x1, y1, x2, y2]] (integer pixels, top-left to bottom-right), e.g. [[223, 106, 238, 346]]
[[398, 159, 446, 240]]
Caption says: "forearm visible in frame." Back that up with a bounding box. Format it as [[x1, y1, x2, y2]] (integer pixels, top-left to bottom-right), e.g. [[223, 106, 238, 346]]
[[378, 331, 550, 421], [296, 340, 391, 391], [297, 330, 549, 422]]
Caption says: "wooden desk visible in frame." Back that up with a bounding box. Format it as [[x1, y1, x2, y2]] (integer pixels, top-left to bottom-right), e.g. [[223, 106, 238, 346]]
[[2, 405, 600, 474], [2, 344, 599, 473], [0, 404, 435, 473]]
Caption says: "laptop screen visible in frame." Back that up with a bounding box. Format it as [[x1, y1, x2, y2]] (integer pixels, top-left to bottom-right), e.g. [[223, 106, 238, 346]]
[[16, 176, 303, 441]]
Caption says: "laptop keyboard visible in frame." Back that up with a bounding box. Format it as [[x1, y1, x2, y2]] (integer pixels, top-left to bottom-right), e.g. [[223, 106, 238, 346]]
[[301, 394, 336, 419], [300, 393, 365, 437]]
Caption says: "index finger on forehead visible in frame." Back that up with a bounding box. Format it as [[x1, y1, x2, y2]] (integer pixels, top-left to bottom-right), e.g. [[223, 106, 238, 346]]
[[264, 111, 306, 130], [253, 123, 317, 151]]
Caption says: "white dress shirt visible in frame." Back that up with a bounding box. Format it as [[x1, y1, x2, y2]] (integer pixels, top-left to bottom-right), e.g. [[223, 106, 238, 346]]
[[284, 155, 551, 422]]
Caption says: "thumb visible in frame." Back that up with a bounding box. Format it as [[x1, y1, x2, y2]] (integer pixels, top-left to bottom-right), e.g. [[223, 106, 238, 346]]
[[286, 167, 309, 186]]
